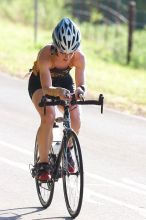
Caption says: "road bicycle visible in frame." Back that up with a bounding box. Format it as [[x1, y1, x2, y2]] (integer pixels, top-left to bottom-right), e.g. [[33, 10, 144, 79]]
[[33, 93, 104, 218]]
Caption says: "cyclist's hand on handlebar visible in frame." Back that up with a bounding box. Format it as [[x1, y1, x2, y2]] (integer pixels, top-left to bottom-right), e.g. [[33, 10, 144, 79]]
[[58, 88, 71, 100], [75, 87, 85, 100]]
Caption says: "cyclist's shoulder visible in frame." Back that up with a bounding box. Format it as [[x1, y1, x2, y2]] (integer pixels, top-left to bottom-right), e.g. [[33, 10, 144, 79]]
[[75, 48, 85, 57], [73, 49, 85, 66], [38, 44, 52, 57], [37, 44, 57, 66]]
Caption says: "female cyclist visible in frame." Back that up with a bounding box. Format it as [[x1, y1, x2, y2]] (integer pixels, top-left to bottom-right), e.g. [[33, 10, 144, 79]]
[[28, 17, 86, 181]]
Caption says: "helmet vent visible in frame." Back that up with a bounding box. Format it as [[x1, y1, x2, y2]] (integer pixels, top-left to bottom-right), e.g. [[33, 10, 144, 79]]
[[72, 43, 79, 51], [68, 41, 71, 49], [61, 44, 65, 50], [58, 33, 61, 41], [64, 23, 68, 29], [54, 38, 59, 48], [63, 36, 66, 45], [61, 26, 64, 34], [73, 26, 75, 34], [72, 36, 75, 45]]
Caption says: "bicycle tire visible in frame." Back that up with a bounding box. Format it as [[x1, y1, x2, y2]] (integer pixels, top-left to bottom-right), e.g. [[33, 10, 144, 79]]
[[34, 132, 54, 208], [62, 130, 84, 218]]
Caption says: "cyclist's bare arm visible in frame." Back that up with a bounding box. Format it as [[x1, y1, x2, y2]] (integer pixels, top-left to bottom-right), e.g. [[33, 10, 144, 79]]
[[38, 47, 70, 99], [73, 51, 86, 99], [74, 51, 86, 88]]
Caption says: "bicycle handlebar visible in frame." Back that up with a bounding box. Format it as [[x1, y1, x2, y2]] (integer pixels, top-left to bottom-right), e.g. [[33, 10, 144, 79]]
[[39, 94, 104, 113]]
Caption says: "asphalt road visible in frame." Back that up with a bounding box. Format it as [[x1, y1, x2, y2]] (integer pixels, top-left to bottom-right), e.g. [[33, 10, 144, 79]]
[[0, 73, 146, 220]]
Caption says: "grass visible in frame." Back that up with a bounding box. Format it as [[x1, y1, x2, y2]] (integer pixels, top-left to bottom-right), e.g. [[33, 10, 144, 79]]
[[0, 19, 146, 117], [0, 19, 43, 75]]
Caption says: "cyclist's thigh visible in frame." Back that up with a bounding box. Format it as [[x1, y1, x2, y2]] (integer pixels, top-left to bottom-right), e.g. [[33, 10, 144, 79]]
[[32, 89, 55, 117]]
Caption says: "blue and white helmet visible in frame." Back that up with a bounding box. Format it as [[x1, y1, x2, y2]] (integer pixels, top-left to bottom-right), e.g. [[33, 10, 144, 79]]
[[52, 18, 81, 54]]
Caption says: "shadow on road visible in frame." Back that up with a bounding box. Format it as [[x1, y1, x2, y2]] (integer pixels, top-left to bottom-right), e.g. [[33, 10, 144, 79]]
[[0, 207, 72, 220]]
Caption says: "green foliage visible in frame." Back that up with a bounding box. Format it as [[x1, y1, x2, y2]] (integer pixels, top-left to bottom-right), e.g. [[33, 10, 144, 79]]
[[90, 8, 103, 24], [130, 28, 146, 69], [80, 21, 146, 70], [36, 0, 68, 29], [0, 18, 146, 116], [0, 0, 145, 69], [0, 0, 34, 24], [0, 0, 145, 116], [0, 0, 68, 29], [122, 0, 146, 10]]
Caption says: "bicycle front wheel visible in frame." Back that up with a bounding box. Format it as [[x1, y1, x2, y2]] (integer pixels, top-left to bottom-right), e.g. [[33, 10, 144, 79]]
[[62, 130, 84, 218], [34, 132, 54, 208]]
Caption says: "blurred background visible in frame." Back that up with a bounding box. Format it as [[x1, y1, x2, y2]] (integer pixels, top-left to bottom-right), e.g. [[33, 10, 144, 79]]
[[0, 0, 146, 116]]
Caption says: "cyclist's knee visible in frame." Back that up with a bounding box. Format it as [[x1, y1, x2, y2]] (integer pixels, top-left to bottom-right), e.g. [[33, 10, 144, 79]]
[[40, 108, 55, 126]]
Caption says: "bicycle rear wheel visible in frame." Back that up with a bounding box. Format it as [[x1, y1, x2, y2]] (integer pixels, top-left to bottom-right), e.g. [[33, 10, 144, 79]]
[[62, 130, 84, 218], [34, 132, 54, 208]]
